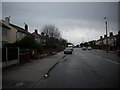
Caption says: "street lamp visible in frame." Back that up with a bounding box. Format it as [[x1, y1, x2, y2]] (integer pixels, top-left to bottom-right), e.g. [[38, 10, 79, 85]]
[[104, 17, 108, 53], [86, 34, 90, 42]]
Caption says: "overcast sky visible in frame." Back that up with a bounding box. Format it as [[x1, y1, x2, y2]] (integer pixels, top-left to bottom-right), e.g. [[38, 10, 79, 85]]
[[2, 2, 119, 45]]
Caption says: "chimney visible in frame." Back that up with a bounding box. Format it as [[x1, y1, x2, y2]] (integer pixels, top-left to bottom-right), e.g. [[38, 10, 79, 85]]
[[24, 24, 28, 32], [104, 35, 107, 38], [100, 36, 103, 39], [118, 31, 120, 35], [41, 32, 44, 36], [35, 29, 38, 34], [5, 17, 10, 25], [110, 32, 113, 37]]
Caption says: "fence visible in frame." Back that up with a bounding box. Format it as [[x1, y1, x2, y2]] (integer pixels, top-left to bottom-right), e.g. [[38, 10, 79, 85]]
[[2, 47, 19, 68]]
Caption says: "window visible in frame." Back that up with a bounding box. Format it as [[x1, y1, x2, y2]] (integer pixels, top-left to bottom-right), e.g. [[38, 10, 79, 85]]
[[17, 32, 26, 40], [2, 27, 9, 37]]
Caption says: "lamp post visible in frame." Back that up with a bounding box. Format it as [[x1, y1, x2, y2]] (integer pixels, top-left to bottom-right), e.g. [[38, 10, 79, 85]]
[[86, 34, 90, 42], [104, 17, 108, 53], [81, 37, 84, 43]]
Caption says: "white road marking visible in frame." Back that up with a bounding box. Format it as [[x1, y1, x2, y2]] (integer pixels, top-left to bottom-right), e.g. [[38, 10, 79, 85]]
[[105, 59, 120, 65], [89, 52, 119, 65], [97, 50, 102, 51], [95, 55, 120, 65], [96, 55, 103, 59]]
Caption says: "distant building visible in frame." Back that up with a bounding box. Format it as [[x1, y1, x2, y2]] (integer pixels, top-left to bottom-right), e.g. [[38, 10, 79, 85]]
[[95, 36, 104, 45], [32, 30, 47, 46], [32, 29, 42, 43], [40, 33, 47, 46], [108, 32, 116, 47], [102, 35, 108, 45], [95, 32, 118, 50], [116, 31, 120, 50]]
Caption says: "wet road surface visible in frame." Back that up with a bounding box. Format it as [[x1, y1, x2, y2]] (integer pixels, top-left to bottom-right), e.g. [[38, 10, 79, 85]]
[[33, 48, 120, 88]]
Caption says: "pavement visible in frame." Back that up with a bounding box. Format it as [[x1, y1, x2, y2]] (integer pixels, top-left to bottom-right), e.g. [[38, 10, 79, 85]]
[[2, 51, 65, 88]]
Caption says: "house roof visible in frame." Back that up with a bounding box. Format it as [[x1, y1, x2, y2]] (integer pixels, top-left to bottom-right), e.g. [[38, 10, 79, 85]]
[[109, 35, 117, 38], [32, 32, 41, 38], [32, 32, 48, 40], [1, 23, 11, 29], [9, 23, 31, 35], [96, 34, 117, 42], [2, 20, 31, 35]]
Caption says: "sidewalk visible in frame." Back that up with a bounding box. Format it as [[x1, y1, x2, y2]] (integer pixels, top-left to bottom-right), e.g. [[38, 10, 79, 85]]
[[2, 51, 65, 88]]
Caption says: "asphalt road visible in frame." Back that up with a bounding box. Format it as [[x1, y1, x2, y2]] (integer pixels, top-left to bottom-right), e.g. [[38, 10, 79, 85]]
[[33, 48, 120, 88]]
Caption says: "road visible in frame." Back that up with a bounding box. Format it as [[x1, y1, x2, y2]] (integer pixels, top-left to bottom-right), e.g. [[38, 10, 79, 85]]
[[33, 48, 120, 88]]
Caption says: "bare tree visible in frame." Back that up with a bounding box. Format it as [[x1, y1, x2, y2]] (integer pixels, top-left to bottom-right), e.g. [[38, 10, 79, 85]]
[[41, 24, 61, 39]]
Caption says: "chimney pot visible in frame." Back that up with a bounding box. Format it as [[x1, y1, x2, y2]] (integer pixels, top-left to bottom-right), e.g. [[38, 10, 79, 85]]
[[5, 17, 10, 24], [110, 32, 113, 36], [118, 31, 120, 35], [35, 29, 38, 33], [25, 24, 28, 32], [104, 35, 107, 38], [41, 32, 44, 36], [100, 36, 103, 39]]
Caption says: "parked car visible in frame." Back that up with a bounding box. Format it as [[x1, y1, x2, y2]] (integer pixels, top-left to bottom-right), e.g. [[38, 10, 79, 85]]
[[64, 48, 72, 54], [82, 47, 87, 50], [116, 50, 120, 56], [87, 46, 92, 50]]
